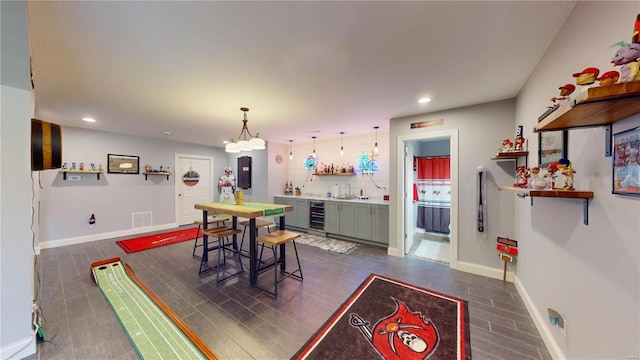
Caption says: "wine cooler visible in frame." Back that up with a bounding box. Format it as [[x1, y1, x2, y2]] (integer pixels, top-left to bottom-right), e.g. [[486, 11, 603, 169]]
[[309, 201, 325, 236]]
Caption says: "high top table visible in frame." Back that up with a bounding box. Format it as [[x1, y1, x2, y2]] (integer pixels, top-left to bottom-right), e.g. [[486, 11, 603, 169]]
[[194, 201, 292, 287]]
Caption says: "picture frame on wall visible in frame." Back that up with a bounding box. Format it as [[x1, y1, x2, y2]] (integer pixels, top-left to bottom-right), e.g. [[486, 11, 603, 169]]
[[612, 126, 640, 196], [538, 130, 568, 168], [107, 154, 140, 174]]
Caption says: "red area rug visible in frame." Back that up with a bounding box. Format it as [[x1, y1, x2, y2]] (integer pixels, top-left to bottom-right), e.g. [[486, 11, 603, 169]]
[[293, 274, 471, 360], [116, 228, 199, 253]]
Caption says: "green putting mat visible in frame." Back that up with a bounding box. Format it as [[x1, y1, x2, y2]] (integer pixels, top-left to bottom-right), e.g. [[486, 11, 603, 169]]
[[92, 259, 213, 359]]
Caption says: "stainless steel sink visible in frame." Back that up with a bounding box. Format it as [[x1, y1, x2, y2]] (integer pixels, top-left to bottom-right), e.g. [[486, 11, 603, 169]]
[[337, 195, 358, 200]]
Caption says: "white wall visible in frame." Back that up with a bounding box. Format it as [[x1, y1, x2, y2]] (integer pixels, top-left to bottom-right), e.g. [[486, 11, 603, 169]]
[[285, 129, 390, 201], [0, 1, 36, 358], [37, 126, 230, 248], [390, 99, 518, 272], [514, 2, 639, 359]]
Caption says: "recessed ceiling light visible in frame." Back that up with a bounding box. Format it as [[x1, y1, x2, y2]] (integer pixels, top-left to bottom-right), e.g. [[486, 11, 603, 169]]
[[163, 131, 171, 136], [223, 140, 229, 144], [418, 98, 431, 104], [82, 117, 96, 123]]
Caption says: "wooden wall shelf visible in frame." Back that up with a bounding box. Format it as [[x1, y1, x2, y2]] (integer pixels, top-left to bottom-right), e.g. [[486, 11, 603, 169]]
[[491, 151, 529, 160], [499, 186, 593, 225], [535, 81, 640, 132], [144, 172, 172, 181], [59, 169, 104, 180], [313, 173, 356, 176]]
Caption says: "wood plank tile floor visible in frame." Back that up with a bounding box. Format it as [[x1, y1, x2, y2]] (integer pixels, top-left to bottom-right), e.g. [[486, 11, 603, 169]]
[[29, 228, 551, 360]]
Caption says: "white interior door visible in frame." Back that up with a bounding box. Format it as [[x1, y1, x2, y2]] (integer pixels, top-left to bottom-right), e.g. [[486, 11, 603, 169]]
[[175, 154, 213, 226], [404, 144, 415, 254]]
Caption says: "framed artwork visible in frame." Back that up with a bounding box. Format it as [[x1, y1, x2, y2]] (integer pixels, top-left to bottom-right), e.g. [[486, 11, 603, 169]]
[[538, 130, 568, 168], [107, 154, 140, 174], [612, 126, 640, 196]]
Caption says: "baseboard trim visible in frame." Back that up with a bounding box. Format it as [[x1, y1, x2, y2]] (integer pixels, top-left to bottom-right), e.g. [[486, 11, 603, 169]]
[[1, 334, 35, 360], [38, 223, 179, 250], [514, 276, 564, 360], [456, 261, 515, 282]]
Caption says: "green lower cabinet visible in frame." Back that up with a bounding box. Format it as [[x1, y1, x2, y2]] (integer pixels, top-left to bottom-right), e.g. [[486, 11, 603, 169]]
[[274, 197, 309, 230], [325, 201, 356, 237]]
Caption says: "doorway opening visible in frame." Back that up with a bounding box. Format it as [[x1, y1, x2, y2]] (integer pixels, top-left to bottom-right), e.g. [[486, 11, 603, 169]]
[[408, 154, 451, 264], [397, 129, 458, 268]]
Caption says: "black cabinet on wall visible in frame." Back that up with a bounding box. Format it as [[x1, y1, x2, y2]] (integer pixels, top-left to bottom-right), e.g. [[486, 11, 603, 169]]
[[237, 156, 251, 189]]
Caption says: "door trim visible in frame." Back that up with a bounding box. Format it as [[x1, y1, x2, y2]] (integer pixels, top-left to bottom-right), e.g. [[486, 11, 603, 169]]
[[174, 153, 214, 225], [395, 129, 459, 269]]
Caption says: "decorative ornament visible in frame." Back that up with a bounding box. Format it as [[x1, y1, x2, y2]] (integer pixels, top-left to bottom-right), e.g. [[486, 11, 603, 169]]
[[303, 154, 317, 171], [182, 169, 200, 186], [358, 152, 378, 175]]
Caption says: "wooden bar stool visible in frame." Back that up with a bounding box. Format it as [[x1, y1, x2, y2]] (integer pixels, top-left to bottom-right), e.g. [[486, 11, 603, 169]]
[[193, 215, 230, 259], [239, 218, 273, 258], [255, 230, 303, 298], [198, 227, 244, 284]]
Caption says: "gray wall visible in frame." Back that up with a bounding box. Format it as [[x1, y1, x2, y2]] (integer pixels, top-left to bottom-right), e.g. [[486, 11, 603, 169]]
[[513, 2, 639, 358], [37, 126, 235, 247], [0, 1, 36, 358], [390, 99, 518, 269]]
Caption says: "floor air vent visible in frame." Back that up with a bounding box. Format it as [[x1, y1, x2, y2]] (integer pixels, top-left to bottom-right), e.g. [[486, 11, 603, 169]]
[[132, 211, 152, 228]]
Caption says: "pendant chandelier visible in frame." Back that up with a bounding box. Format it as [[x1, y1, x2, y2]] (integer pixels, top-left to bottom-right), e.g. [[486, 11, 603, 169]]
[[340, 131, 345, 156], [225, 107, 265, 153]]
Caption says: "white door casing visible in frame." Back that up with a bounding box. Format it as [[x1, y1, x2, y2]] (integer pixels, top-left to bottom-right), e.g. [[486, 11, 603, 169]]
[[396, 129, 459, 269], [175, 154, 213, 226]]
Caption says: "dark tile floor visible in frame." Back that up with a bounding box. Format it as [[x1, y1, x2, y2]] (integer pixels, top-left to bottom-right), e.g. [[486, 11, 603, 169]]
[[29, 227, 551, 360]]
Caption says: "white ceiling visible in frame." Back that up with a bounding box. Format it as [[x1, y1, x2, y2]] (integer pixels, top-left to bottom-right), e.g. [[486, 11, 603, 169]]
[[26, 1, 577, 147]]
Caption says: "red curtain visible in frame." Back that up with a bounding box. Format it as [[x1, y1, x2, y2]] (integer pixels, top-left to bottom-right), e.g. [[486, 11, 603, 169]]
[[417, 157, 450, 180], [415, 156, 451, 234]]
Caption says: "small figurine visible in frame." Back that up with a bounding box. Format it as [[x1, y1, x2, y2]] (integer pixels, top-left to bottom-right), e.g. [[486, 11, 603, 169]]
[[61, 162, 68, 170], [98, 164, 103, 171], [90, 163, 96, 171], [71, 162, 77, 170], [529, 167, 548, 189], [596, 71, 620, 86], [145, 164, 151, 172], [557, 158, 575, 190], [79, 162, 84, 170], [550, 84, 575, 107], [572, 67, 600, 88], [611, 43, 640, 83], [544, 162, 560, 189], [514, 137, 526, 151], [500, 138, 513, 153], [513, 166, 530, 188]]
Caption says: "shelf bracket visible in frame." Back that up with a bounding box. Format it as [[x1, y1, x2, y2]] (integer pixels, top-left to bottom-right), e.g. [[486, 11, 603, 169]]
[[604, 124, 612, 157], [583, 198, 589, 225]]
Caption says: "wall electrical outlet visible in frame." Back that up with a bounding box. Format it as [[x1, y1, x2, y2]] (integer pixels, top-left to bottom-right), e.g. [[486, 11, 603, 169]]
[[547, 308, 565, 329]]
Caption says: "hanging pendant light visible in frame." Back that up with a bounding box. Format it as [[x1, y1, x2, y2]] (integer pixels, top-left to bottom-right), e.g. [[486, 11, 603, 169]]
[[373, 126, 379, 153], [225, 107, 265, 153], [340, 131, 345, 156], [312, 136, 317, 158], [289, 140, 293, 160]]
